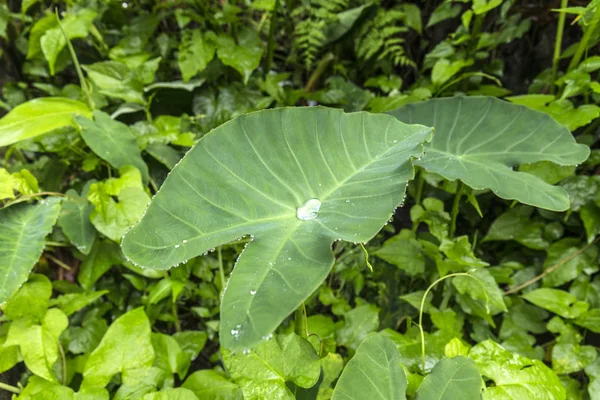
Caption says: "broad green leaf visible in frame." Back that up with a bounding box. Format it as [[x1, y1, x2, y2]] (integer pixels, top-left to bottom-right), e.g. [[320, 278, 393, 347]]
[[431, 58, 473, 86], [143, 388, 199, 400], [0, 341, 18, 374], [543, 239, 598, 288], [374, 229, 425, 276], [452, 268, 507, 312], [87, 166, 150, 242], [17, 376, 75, 400], [483, 205, 549, 250], [182, 370, 243, 400], [152, 333, 190, 379], [40, 9, 96, 75], [0, 198, 61, 304], [415, 357, 482, 400], [0, 98, 91, 147], [5, 308, 69, 382], [66, 317, 107, 355], [178, 30, 216, 82], [472, 0, 503, 15], [76, 112, 149, 182], [217, 28, 263, 84], [389, 96, 590, 211], [470, 340, 565, 400], [78, 241, 123, 290], [82, 308, 155, 389], [523, 288, 589, 319], [552, 343, 597, 375], [332, 332, 407, 400], [173, 331, 208, 361], [223, 333, 320, 399], [573, 309, 600, 333], [3, 274, 52, 321], [0, 168, 15, 199], [58, 189, 96, 255], [121, 107, 430, 349], [336, 304, 380, 351], [49, 290, 108, 316], [508, 95, 600, 131], [82, 61, 145, 104]]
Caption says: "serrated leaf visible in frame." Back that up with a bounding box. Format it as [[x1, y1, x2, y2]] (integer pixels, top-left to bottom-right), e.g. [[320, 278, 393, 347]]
[[332, 332, 407, 400], [0, 198, 61, 304], [389, 96, 590, 211], [415, 357, 482, 400], [0, 98, 91, 147], [122, 107, 430, 349]]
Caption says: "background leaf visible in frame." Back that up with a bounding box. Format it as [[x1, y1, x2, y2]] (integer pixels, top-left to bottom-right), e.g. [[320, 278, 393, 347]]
[[415, 356, 482, 400]]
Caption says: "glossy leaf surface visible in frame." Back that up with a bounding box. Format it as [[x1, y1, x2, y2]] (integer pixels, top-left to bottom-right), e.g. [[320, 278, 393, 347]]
[[0, 97, 91, 147], [122, 107, 430, 349], [415, 357, 482, 400], [389, 96, 590, 211]]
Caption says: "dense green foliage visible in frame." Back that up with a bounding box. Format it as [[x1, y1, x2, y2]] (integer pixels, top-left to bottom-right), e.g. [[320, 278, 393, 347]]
[[1, 0, 600, 399]]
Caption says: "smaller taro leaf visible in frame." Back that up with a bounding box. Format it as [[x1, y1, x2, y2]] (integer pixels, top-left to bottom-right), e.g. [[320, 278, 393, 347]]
[[75, 111, 149, 183], [523, 288, 589, 319], [389, 96, 590, 211], [415, 356, 483, 400], [332, 332, 407, 400], [58, 189, 96, 255], [0, 198, 61, 304], [121, 107, 431, 350]]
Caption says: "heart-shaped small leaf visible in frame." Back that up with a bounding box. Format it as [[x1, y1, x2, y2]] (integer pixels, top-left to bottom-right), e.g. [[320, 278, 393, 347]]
[[122, 107, 430, 349], [389, 96, 590, 211]]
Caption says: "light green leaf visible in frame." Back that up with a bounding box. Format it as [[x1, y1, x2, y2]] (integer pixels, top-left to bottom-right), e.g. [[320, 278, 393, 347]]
[[82, 61, 145, 104], [82, 308, 155, 389], [49, 290, 108, 316], [415, 357, 482, 400], [0, 341, 19, 374], [431, 58, 473, 86], [152, 333, 190, 379], [332, 332, 407, 400], [389, 96, 590, 211], [0, 198, 61, 304], [17, 376, 74, 400], [40, 9, 96, 75], [523, 288, 589, 319], [58, 189, 96, 255], [121, 107, 430, 349], [223, 333, 320, 399], [178, 30, 216, 82], [0, 97, 91, 147], [573, 309, 600, 333], [483, 206, 549, 250], [452, 268, 507, 312], [75, 111, 149, 183], [182, 370, 243, 400], [427, 3, 461, 27], [143, 388, 199, 400], [217, 28, 263, 84], [470, 340, 565, 400], [552, 343, 597, 375], [472, 0, 503, 15], [173, 331, 208, 362], [87, 166, 150, 242], [5, 308, 68, 382], [3, 274, 52, 321], [0, 168, 15, 199]]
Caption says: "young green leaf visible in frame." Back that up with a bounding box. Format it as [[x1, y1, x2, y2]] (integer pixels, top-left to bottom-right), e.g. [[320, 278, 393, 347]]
[[182, 370, 243, 400], [82, 308, 155, 389], [332, 332, 407, 400], [0, 97, 91, 147], [0, 198, 61, 304], [58, 189, 97, 255], [523, 288, 589, 319], [389, 96, 590, 211], [216, 29, 264, 84], [178, 30, 216, 82], [121, 107, 431, 349]]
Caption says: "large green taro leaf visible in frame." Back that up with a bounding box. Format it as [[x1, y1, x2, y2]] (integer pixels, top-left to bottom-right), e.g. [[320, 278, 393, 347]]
[[0, 198, 61, 304], [389, 96, 590, 211], [122, 107, 431, 349]]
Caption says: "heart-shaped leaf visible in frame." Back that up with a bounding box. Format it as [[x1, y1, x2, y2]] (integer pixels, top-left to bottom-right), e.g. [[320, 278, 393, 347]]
[[122, 107, 431, 349], [332, 332, 407, 400], [389, 96, 590, 211]]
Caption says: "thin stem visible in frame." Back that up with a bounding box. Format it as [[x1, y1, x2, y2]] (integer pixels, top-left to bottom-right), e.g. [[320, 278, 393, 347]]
[[0, 382, 20, 394], [551, 0, 569, 92], [217, 247, 225, 294], [504, 238, 599, 295], [295, 303, 308, 338], [55, 10, 93, 109], [449, 181, 463, 237], [2, 191, 65, 208], [418, 272, 488, 372], [58, 342, 67, 385], [172, 301, 182, 332], [359, 243, 373, 272], [567, 6, 600, 73], [304, 52, 334, 92], [264, 0, 280, 75], [46, 254, 73, 271]]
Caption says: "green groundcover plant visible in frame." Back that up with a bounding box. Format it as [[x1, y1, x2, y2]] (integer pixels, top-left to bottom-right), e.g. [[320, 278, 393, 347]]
[[1, 0, 600, 399]]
